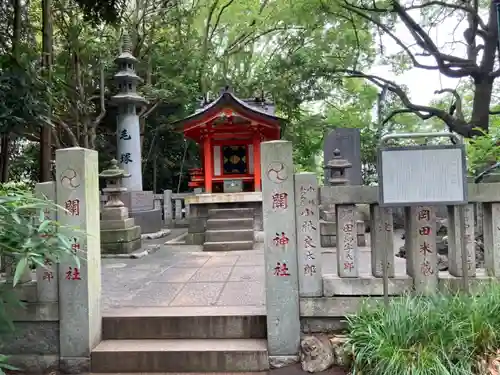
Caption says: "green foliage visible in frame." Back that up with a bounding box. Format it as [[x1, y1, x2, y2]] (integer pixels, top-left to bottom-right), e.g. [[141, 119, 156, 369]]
[[0, 184, 79, 373], [466, 127, 500, 176], [347, 284, 500, 375]]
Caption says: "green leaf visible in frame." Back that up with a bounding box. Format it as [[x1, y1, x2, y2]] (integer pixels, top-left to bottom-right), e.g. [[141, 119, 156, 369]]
[[12, 257, 28, 287]]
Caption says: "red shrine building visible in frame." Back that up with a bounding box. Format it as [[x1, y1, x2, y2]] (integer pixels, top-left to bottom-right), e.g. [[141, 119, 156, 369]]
[[175, 88, 284, 193]]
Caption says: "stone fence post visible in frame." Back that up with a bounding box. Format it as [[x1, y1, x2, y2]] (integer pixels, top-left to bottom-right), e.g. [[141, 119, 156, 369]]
[[163, 189, 173, 227], [56, 147, 101, 373], [294, 172, 322, 297], [261, 140, 300, 360], [404, 206, 438, 293], [35, 181, 59, 302]]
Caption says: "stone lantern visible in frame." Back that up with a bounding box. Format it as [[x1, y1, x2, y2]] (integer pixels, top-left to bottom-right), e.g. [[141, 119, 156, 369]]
[[99, 159, 130, 208], [99, 159, 142, 254], [324, 149, 352, 186]]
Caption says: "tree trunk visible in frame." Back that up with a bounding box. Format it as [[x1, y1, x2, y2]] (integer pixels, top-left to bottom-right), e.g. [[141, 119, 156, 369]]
[[1, 0, 24, 182], [470, 76, 494, 133], [39, 0, 53, 182]]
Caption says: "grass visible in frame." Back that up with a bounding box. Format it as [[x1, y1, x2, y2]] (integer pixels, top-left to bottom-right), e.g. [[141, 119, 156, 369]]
[[347, 282, 500, 375]]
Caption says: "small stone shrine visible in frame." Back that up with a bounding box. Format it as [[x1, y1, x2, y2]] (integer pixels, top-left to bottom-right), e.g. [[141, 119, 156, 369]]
[[111, 32, 162, 233], [320, 149, 365, 247], [99, 159, 142, 254]]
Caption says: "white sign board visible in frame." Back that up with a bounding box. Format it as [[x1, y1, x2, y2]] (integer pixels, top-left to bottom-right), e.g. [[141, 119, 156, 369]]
[[378, 145, 467, 206]]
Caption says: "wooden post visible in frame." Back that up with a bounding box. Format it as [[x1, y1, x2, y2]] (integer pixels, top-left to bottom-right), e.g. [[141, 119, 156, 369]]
[[253, 133, 261, 191], [203, 135, 213, 193]]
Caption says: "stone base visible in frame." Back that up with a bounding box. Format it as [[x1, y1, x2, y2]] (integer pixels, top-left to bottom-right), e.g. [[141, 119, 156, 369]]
[[101, 238, 142, 254], [101, 225, 141, 243], [59, 356, 90, 374], [269, 355, 300, 369], [7, 354, 59, 374], [185, 232, 205, 245], [129, 208, 163, 234]]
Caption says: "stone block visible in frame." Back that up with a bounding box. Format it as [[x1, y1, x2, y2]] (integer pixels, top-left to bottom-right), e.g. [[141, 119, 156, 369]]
[[100, 217, 135, 230], [323, 274, 412, 296], [102, 238, 142, 254], [101, 226, 141, 244], [320, 211, 336, 221], [0, 321, 59, 354], [121, 191, 154, 211], [185, 232, 205, 245], [102, 206, 129, 221], [189, 217, 206, 233], [129, 208, 163, 234], [320, 221, 336, 235]]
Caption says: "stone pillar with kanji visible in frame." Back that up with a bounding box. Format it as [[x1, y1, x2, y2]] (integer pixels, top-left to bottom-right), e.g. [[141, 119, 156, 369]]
[[35, 181, 59, 302], [447, 204, 475, 276], [261, 140, 300, 358], [56, 147, 101, 373], [295, 172, 322, 296], [483, 202, 500, 276], [405, 206, 438, 293], [370, 205, 395, 277]]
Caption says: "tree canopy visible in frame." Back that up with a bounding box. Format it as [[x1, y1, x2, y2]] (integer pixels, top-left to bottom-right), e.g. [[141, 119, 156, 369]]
[[1, 0, 500, 187]]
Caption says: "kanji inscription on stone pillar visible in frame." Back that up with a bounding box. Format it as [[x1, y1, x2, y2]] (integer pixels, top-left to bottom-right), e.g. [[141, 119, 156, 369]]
[[294, 172, 322, 297], [370, 204, 394, 278], [483, 203, 500, 276], [34, 181, 59, 303], [56, 147, 101, 373], [336, 205, 358, 277], [261, 140, 300, 357], [447, 204, 475, 277], [406, 206, 438, 293]]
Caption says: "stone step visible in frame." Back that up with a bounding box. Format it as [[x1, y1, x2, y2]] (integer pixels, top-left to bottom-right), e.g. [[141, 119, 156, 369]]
[[205, 229, 254, 243], [91, 372, 267, 375], [102, 308, 266, 340], [203, 240, 254, 252], [207, 217, 254, 230], [208, 208, 254, 219], [91, 338, 269, 372]]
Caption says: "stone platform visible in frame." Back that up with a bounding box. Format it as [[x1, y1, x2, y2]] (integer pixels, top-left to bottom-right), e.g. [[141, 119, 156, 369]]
[[185, 192, 263, 246], [101, 231, 407, 311]]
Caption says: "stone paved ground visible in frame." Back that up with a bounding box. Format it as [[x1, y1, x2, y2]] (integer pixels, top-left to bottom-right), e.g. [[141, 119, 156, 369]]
[[101, 230, 406, 311]]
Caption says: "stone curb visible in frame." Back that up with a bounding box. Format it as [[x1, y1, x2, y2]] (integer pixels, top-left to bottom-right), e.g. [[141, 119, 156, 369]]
[[101, 244, 161, 259]]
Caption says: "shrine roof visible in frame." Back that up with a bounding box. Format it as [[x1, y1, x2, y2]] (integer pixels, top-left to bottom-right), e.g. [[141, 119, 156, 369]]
[[173, 91, 285, 129]]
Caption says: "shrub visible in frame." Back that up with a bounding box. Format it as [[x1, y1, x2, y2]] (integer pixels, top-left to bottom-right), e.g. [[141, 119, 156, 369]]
[[0, 184, 79, 375], [347, 284, 500, 375]]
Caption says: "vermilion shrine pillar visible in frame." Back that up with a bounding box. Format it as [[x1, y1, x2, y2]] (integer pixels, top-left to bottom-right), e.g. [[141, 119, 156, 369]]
[[203, 134, 213, 193], [253, 133, 261, 191]]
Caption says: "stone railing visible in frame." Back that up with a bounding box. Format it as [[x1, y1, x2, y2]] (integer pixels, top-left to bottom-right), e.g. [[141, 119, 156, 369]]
[[260, 140, 500, 361], [100, 190, 194, 227], [298, 183, 499, 335]]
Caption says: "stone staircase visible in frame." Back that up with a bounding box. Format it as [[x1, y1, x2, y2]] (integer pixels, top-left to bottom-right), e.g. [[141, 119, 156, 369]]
[[203, 208, 255, 251], [91, 307, 269, 373]]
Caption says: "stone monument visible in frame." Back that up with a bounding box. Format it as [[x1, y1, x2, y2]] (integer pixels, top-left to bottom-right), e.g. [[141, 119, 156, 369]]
[[99, 159, 142, 254], [320, 150, 365, 247], [111, 32, 162, 233], [56, 147, 101, 372], [323, 128, 362, 185]]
